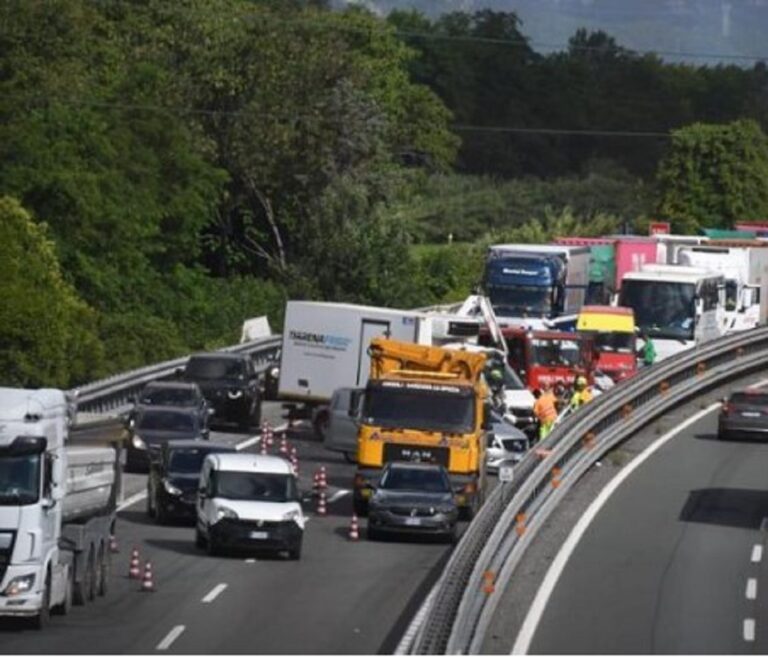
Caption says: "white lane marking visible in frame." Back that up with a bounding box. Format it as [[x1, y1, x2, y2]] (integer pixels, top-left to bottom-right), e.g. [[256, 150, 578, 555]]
[[235, 435, 261, 451], [761, 517, 768, 533], [117, 490, 147, 512], [201, 583, 228, 603], [245, 558, 256, 563], [752, 545, 763, 563], [744, 618, 756, 642], [746, 578, 758, 600], [157, 625, 185, 651], [512, 402, 721, 655], [328, 489, 350, 504]]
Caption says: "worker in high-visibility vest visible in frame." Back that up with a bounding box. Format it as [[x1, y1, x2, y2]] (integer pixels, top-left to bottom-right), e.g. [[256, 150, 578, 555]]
[[570, 376, 593, 410], [533, 382, 558, 441]]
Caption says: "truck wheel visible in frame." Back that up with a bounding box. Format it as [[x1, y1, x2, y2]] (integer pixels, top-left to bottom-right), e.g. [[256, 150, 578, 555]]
[[97, 544, 109, 597], [73, 548, 95, 605], [31, 573, 51, 629]]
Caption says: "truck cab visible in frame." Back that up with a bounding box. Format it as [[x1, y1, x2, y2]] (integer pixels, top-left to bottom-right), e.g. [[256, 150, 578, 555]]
[[576, 306, 637, 383]]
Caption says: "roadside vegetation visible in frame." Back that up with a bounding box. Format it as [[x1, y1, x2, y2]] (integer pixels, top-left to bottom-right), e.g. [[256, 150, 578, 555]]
[[2, 1, 767, 386]]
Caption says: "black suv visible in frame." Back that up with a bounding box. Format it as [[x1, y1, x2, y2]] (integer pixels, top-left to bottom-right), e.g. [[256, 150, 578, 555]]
[[180, 353, 261, 431], [147, 440, 235, 523]]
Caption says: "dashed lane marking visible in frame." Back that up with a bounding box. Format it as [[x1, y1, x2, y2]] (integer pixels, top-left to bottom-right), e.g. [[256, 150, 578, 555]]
[[117, 490, 147, 512], [752, 545, 763, 564], [746, 578, 758, 601], [157, 625, 185, 651], [744, 619, 756, 642], [201, 583, 228, 604], [328, 489, 350, 504]]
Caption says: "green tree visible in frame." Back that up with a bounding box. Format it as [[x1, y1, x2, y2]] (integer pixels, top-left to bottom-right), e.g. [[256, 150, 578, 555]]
[[0, 197, 104, 387], [656, 120, 768, 233]]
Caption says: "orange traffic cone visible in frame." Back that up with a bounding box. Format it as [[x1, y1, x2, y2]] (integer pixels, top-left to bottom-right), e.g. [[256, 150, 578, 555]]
[[317, 491, 327, 516], [139, 561, 155, 592], [109, 534, 119, 554], [279, 434, 288, 455], [128, 548, 141, 579], [266, 429, 274, 448], [312, 472, 320, 493], [349, 514, 360, 541], [319, 466, 327, 489], [260, 437, 268, 455]]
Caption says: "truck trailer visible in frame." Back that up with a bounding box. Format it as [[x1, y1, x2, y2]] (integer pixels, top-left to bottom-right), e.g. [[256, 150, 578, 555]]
[[0, 388, 124, 627]]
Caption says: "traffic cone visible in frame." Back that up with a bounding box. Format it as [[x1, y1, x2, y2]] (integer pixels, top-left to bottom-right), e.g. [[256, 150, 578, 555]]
[[266, 429, 274, 448], [312, 471, 320, 493], [349, 514, 360, 541], [279, 434, 289, 455], [139, 561, 155, 592], [260, 436, 268, 455], [319, 466, 327, 490], [109, 534, 119, 554], [290, 448, 299, 475], [317, 490, 327, 516], [128, 548, 141, 579]]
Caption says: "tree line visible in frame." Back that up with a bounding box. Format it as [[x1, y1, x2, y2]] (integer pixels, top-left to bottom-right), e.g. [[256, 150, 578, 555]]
[[1, 1, 767, 388]]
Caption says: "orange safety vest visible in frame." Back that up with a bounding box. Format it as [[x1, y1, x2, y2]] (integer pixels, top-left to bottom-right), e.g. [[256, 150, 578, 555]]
[[534, 391, 558, 423]]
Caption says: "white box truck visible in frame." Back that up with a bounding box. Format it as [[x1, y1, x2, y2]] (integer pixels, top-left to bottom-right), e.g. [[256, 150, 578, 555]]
[[0, 388, 124, 627], [276, 302, 433, 438]]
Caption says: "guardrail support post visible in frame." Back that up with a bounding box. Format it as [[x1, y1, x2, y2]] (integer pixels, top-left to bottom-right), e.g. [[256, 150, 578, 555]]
[[659, 381, 670, 395], [582, 432, 596, 449], [482, 571, 495, 595], [621, 403, 633, 419], [515, 513, 526, 536], [551, 467, 562, 488], [696, 362, 706, 376]]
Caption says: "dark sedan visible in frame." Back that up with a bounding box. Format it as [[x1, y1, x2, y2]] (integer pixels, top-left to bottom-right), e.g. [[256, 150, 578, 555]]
[[130, 381, 211, 428], [147, 440, 235, 523], [126, 406, 210, 471], [367, 462, 459, 542], [718, 388, 768, 440]]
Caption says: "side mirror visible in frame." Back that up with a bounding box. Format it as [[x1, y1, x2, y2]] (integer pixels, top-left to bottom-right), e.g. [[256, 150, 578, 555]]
[[348, 389, 364, 418], [41, 498, 57, 511]]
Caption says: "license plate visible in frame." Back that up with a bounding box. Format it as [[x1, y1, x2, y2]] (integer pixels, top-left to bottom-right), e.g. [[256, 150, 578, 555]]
[[249, 531, 268, 539], [742, 412, 761, 417], [404, 518, 421, 526]]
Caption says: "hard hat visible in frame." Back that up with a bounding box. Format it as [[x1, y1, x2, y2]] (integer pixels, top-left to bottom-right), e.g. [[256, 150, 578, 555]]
[[576, 376, 587, 388]]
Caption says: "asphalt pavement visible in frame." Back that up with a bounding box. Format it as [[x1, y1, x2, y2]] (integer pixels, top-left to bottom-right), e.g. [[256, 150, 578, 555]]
[[0, 402, 454, 654], [523, 402, 768, 654]]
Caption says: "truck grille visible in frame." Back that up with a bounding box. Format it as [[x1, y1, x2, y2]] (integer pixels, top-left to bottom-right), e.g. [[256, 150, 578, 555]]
[[0, 531, 15, 585], [389, 506, 437, 517], [382, 444, 450, 467]]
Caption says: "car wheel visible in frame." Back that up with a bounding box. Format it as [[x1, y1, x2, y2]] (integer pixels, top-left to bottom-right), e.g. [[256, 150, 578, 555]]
[[206, 535, 219, 557], [367, 525, 380, 541], [155, 502, 167, 525], [250, 402, 262, 429], [343, 451, 356, 464], [287, 538, 302, 560], [146, 489, 155, 518], [195, 526, 206, 549]]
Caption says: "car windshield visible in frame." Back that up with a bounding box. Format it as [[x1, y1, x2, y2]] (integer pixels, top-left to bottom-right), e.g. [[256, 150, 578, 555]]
[[169, 448, 219, 474], [363, 383, 475, 434], [140, 386, 196, 406], [730, 392, 768, 406], [0, 454, 40, 505], [213, 471, 297, 502], [530, 338, 584, 368], [138, 411, 195, 432], [379, 467, 451, 493], [593, 333, 635, 354], [487, 285, 553, 317], [619, 280, 696, 340], [185, 357, 245, 380]]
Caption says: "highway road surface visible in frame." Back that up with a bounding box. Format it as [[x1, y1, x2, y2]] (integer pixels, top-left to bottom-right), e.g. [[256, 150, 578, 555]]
[[0, 402, 453, 654], [520, 401, 768, 654]]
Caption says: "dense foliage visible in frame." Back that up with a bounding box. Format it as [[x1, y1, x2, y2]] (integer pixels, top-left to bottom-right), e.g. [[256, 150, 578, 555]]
[[1, 1, 766, 387]]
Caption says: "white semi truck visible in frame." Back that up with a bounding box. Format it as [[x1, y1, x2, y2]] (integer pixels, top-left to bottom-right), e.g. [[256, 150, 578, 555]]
[[0, 388, 124, 627], [674, 243, 768, 332]]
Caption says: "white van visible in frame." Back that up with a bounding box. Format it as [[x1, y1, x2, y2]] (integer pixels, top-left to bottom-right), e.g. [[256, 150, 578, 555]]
[[195, 453, 305, 559]]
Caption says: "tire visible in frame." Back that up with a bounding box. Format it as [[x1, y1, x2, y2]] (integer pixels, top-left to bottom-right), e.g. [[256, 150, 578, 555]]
[[238, 411, 251, 432], [195, 526, 206, 549], [146, 489, 156, 518], [53, 567, 73, 616], [97, 544, 109, 597], [343, 451, 356, 464], [31, 573, 51, 629], [250, 402, 262, 430], [206, 535, 219, 557], [367, 525, 380, 541], [287, 538, 302, 560], [313, 411, 329, 442], [155, 501, 167, 525], [73, 547, 95, 606]]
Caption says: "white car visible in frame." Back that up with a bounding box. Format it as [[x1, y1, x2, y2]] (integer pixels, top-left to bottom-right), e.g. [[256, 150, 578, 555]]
[[486, 423, 530, 472], [195, 453, 305, 559]]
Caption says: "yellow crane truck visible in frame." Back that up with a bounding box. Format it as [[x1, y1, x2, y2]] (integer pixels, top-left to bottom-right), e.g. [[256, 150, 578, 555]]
[[352, 338, 489, 518]]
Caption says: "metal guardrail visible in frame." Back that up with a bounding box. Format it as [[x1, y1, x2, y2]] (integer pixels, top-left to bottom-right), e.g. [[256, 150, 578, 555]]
[[70, 336, 282, 414], [410, 326, 768, 654]]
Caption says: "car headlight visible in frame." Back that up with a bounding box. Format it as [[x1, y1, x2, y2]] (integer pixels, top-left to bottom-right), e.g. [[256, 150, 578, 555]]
[[282, 509, 302, 523], [227, 390, 244, 399], [216, 506, 238, 520], [269, 367, 280, 379], [163, 479, 182, 496], [132, 435, 147, 450], [2, 573, 35, 597]]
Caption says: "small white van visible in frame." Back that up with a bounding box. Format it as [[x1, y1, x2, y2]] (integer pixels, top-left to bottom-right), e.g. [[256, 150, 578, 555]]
[[195, 453, 305, 559]]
